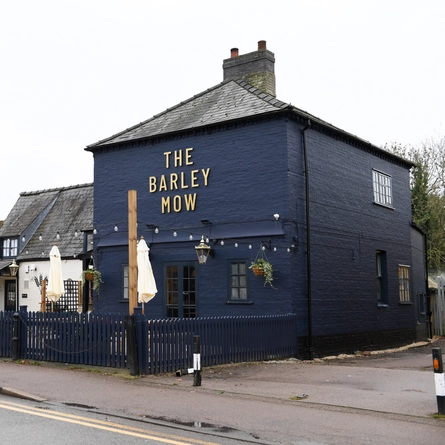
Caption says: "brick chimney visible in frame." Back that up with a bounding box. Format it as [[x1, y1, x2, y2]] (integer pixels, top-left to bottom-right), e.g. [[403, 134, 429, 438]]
[[223, 40, 276, 97]]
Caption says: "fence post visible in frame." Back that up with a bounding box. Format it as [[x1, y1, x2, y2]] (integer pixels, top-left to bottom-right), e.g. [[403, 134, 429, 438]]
[[193, 335, 201, 386], [432, 348, 445, 414], [12, 312, 20, 360], [125, 315, 139, 376]]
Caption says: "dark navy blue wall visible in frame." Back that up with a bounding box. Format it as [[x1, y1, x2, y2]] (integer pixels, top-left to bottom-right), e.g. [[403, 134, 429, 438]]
[[91, 113, 424, 355], [92, 117, 304, 316], [303, 128, 417, 348]]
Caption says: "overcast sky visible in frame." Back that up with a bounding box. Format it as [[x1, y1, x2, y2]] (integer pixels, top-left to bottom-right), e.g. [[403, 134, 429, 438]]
[[1, 0, 444, 219]]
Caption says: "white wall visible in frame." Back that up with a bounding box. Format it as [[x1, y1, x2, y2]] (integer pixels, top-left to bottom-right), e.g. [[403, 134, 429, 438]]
[[17, 259, 84, 312]]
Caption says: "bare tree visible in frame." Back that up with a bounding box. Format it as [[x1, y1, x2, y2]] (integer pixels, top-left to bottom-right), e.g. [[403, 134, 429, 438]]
[[384, 136, 445, 273]]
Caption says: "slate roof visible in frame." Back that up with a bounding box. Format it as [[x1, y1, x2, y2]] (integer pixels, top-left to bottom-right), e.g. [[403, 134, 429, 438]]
[[87, 79, 289, 148], [0, 183, 93, 260], [86, 78, 414, 169]]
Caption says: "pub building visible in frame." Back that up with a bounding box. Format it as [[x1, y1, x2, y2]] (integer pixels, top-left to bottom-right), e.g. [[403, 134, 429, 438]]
[[86, 41, 428, 358]]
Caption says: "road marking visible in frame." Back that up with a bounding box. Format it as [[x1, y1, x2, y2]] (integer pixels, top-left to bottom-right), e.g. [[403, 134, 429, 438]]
[[0, 400, 220, 445]]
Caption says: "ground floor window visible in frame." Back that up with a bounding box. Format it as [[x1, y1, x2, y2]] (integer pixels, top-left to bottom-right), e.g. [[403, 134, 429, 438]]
[[229, 262, 247, 301], [398, 265, 411, 303], [376, 251, 388, 305], [165, 264, 196, 318], [123, 265, 129, 299]]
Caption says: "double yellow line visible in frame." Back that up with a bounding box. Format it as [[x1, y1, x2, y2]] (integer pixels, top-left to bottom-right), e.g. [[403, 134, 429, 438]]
[[0, 400, 219, 445]]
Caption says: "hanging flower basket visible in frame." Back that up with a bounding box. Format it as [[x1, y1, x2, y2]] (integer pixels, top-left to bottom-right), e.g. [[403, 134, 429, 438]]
[[81, 268, 102, 291], [249, 257, 275, 288], [251, 265, 265, 276]]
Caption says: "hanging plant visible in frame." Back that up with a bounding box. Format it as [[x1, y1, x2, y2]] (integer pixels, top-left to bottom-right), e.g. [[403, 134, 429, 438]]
[[249, 247, 276, 288], [81, 267, 102, 291]]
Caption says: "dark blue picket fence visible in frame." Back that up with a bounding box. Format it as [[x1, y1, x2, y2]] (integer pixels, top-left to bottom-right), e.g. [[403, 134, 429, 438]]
[[0, 309, 127, 368], [0, 309, 297, 374], [0, 311, 13, 357], [136, 313, 298, 374]]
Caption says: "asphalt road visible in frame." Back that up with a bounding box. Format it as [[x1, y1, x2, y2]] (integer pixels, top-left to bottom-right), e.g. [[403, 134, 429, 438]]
[[0, 337, 444, 444]]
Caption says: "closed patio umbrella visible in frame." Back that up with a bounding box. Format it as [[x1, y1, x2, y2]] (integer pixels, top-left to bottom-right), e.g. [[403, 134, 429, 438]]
[[137, 237, 157, 313], [47, 244, 65, 303]]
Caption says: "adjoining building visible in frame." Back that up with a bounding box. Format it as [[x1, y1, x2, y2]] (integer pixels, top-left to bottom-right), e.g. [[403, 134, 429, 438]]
[[0, 184, 94, 313], [86, 41, 428, 358]]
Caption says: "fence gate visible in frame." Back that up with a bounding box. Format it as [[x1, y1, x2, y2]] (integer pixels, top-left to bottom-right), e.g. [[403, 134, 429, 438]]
[[435, 276, 445, 336], [44, 280, 82, 312]]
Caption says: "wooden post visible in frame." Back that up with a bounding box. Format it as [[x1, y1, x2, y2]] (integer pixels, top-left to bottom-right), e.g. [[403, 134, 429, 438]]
[[41, 279, 46, 312], [128, 190, 138, 315]]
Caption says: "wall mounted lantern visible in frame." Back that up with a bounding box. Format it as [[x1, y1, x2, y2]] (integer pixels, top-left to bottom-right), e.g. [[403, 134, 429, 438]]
[[195, 236, 213, 264], [9, 259, 19, 277]]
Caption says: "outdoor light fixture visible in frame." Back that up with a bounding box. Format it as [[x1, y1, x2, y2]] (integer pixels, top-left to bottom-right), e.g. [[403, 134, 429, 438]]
[[195, 236, 213, 264], [274, 214, 280, 221], [9, 259, 19, 277]]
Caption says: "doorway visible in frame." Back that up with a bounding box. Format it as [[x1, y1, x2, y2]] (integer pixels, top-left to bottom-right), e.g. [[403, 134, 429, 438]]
[[165, 264, 196, 318], [5, 280, 17, 311]]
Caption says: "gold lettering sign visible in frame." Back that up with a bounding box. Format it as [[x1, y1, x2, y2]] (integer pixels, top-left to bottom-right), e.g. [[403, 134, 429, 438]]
[[150, 148, 210, 213]]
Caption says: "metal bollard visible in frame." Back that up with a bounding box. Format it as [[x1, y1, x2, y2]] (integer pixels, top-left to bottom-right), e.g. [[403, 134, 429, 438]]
[[432, 348, 445, 415], [193, 335, 202, 386]]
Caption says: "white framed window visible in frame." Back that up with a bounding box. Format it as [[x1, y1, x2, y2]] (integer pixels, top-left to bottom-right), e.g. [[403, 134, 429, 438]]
[[373, 170, 392, 207], [398, 265, 411, 303], [2, 238, 18, 257]]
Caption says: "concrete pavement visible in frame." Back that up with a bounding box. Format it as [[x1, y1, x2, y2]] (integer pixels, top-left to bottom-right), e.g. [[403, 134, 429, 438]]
[[0, 338, 443, 419]]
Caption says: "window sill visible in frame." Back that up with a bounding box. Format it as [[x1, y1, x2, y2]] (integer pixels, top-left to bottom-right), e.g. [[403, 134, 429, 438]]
[[399, 301, 412, 305], [377, 303, 389, 308], [373, 202, 394, 210], [226, 300, 253, 305]]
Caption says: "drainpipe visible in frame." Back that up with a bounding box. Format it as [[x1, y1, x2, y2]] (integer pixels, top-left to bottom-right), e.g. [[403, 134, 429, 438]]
[[302, 119, 313, 359], [424, 232, 432, 338]]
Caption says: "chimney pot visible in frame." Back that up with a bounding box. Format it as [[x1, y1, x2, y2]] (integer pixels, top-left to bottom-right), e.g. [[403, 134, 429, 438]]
[[258, 40, 267, 51], [231, 48, 239, 58]]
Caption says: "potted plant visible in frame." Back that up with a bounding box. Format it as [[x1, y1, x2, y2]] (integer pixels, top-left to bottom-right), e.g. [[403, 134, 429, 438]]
[[249, 259, 275, 288], [81, 267, 102, 291]]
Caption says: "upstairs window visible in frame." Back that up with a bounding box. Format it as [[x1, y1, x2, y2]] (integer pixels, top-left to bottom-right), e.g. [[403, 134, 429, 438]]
[[373, 170, 392, 207], [398, 265, 411, 303], [2, 238, 18, 257]]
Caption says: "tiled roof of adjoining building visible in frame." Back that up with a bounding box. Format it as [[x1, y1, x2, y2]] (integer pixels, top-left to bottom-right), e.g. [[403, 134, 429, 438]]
[[0, 183, 93, 260]]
